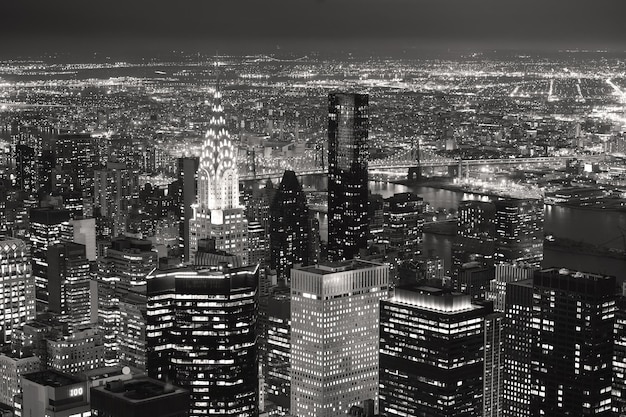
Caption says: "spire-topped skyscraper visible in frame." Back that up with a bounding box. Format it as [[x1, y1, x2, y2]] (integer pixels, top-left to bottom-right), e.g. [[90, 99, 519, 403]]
[[189, 75, 248, 264]]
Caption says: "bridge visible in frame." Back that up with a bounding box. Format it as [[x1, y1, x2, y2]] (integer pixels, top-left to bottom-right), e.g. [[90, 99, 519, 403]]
[[238, 145, 602, 181]]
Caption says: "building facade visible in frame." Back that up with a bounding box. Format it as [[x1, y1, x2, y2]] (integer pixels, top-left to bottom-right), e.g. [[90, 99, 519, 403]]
[[327, 93, 369, 261], [290, 260, 388, 417], [189, 87, 248, 264], [379, 286, 487, 417], [269, 170, 310, 281], [531, 268, 616, 416], [0, 238, 35, 344], [147, 264, 259, 417], [47, 242, 91, 332]]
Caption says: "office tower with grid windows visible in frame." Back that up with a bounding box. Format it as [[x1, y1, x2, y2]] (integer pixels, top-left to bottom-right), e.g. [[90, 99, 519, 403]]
[[290, 259, 388, 417], [146, 264, 259, 417], [379, 286, 488, 417], [47, 242, 91, 333], [28, 207, 72, 308], [531, 268, 616, 416]]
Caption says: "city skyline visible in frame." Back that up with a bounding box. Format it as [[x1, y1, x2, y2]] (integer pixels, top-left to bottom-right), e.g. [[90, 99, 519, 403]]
[[1, 3, 626, 417]]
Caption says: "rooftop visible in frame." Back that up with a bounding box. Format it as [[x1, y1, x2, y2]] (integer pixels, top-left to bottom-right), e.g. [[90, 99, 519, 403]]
[[23, 370, 82, 387], [92, 377, 187, 402], [295, 259, 385, 275]]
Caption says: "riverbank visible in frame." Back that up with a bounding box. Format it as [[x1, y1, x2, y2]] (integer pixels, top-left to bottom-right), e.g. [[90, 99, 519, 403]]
[[545, 236, 626, 260]]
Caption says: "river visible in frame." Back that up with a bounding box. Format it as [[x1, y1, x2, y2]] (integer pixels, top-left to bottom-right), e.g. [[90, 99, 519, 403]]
[[315, 181, 626, 281]]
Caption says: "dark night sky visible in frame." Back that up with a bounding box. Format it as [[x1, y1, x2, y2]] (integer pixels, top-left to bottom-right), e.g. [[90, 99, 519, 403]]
[[1, 0, 625, 57]]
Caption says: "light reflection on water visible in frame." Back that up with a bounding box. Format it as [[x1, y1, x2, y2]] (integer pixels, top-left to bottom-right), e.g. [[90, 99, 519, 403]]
[[315, 181, 626, 280]]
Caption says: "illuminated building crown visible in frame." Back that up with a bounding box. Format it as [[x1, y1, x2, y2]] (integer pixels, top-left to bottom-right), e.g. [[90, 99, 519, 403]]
[[197, 78, 240, 211]]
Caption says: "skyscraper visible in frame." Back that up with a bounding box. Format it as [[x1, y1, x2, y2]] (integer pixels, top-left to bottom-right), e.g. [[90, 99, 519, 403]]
[[502, 278, 534, 417], [97, 237, 157, 366], [484, 312, 505, 417], [453, 198, 543, 273], [453, 200, 496, 271], [269, 170, 310, 281], [94, 161, 139, 237], [189, 85, 248, 264], [55, 133, 100, 198], [290, 260, 388, 417], [264, 284, 291, 415], [614, 293, 626, 416], [176, 157, 199, 262], [492, 199, 543, 266], [327, 93, 369, 261], [118, 289, 147, 373], [147, 264, 259, 417], [28, 207, 72, 307], [382, 192, 425, 261], [47, 242, 91, 332], [0, 238, 35, 344], [531, 268, 615, 416], [379, 286, 488, 417]]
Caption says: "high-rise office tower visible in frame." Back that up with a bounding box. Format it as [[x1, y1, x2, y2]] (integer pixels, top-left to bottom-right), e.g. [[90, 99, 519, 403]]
[[98, 237, 156, 366], [493, 199, 543, 266], [379, 286, 488, 417], [327, 93, 369, 261], [118, 289, 147, 373], [484, 312, 505, 417], [614, 293, 626, 416], [248, 221, 267, 266], [382, 192, 425, 260], [531, 268, 615, 416], [0, 238, 35, 344], [482, 263, 538, 417], [264, 284, 291, 415], [147, 264, 259, 417], [453, 198, 543, 273], [502, 278, 534, 417], [176, 157, 199, 262], [290, 260, 388, 417], [189, 86, 248, 264], [486, 263, 538, 312], [453, 200, 496, 271], [47, 242, 91, 333], [100, 237, 157, 291], [94, 161, 139, 237], [14, 142, 40, 196], [28, 207, 72, 307], [55, 133, 100, 198], [269, 170, 310, 281]]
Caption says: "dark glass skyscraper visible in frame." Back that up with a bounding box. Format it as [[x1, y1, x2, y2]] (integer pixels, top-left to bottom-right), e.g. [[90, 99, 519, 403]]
[[269, 170, 310, 281], [47, 242, 91, 333], [147, 264, 259, 417], [531, 268, 615, 416], [327, 93, 369, 261]]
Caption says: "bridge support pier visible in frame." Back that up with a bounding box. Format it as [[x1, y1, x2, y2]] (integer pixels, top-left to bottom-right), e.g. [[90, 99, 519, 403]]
[[448, 164, 459, 177], [408, 166, 422, 181]]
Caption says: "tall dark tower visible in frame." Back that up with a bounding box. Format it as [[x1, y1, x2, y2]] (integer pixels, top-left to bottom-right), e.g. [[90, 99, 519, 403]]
[[327, 92, 369, 261], [269, 170, 310, 282]]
